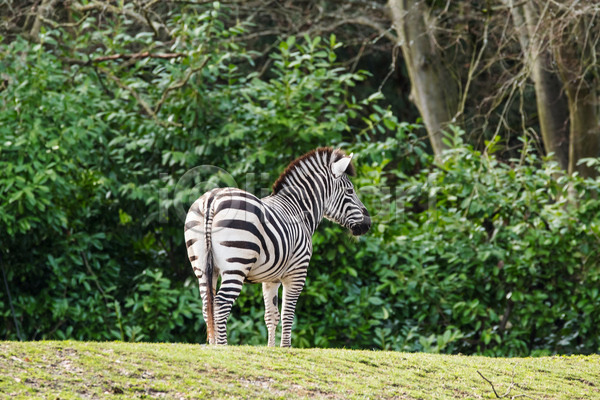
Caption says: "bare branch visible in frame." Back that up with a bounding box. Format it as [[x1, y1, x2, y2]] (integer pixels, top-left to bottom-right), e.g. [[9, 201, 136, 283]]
[[477, 365, 536, 399], [71, 0, 149, 27], [154, 56, 210, 114], [40, 13, 90, 29], [63, 52, 186, 66], [29, 0, 59, 40], [96, 66, 181, 128], [321, 16, 397, 43], [95, 52, 186, 62], [477, 370, 503, 398], [456, 16, 490, 121]]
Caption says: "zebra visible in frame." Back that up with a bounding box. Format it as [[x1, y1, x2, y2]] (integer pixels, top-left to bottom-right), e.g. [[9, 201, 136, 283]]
[[184, 147, 371, 347]]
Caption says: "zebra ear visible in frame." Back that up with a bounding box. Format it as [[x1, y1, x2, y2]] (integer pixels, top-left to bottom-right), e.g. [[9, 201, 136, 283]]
[[332, 153, 353, 178]]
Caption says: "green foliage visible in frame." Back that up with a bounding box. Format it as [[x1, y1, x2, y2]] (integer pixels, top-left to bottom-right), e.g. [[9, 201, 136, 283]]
[[1, 2, 599, 356], [1, 4, 252, 341], [320, 130, 600, 355], [220, 34, 367, 173], [0, 3, 375, 344]]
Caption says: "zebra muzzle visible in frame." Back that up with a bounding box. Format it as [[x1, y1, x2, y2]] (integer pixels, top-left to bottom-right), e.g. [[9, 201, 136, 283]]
[[351, 210, 371, 236]]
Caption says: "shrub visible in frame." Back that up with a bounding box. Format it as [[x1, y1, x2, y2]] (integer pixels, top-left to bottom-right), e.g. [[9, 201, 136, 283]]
[[0, 4, 376, 344], [316, 130, 600, 355]]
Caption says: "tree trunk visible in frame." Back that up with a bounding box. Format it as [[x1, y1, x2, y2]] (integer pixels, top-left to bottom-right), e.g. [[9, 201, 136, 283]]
[[388, 0, 460, 156], [522, 3, 571, 170], [504, 0, 570, 170], [29, 0, 60, 41], [554, 16, 600, 178], [564, 86, 600, 178]]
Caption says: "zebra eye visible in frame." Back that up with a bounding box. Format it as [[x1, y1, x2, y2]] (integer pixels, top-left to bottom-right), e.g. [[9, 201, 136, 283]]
[[345, 188, 354, 195]]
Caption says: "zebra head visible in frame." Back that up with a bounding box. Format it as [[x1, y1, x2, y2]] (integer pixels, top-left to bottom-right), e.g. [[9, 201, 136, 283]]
[[324, 151, 371, 236]]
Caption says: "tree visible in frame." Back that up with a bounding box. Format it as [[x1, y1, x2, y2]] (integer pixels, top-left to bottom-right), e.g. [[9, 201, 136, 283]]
[[503, 0, 570, 171], [388, 0, 459, 156], [387, 0, 599, 174], [549, 1, 600, 177]]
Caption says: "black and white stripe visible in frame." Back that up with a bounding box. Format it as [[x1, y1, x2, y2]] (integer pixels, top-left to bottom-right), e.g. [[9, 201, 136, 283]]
[[185, 148, 371, 347]]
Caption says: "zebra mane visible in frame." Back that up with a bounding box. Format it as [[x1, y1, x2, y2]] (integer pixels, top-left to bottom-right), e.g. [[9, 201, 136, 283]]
[[271, 147, 356, 194]]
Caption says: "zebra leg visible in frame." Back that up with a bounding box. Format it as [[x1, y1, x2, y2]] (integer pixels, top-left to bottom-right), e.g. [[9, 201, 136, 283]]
[[262, 282, 281, 347], [280, 270, 308, 347], [214, 271, 246, 345]]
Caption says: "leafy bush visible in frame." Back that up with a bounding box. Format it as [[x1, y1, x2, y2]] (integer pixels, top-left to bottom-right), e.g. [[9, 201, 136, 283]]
[[0, 4, 375, 344], [311, 130, 600, 355]]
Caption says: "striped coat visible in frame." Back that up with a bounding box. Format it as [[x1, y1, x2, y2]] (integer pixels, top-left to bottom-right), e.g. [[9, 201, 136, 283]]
[[185, 148, 370, 346]]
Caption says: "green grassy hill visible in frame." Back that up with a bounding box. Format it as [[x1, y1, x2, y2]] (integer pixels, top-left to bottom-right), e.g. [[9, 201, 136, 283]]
[[0, 341, 598, 399]]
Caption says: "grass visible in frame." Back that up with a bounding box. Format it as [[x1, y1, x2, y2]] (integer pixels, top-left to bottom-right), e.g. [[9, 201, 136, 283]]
[[0, 341, 598, 399]]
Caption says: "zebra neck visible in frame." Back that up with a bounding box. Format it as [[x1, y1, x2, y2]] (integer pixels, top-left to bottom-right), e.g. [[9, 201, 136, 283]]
[[268, 184, 326, 235]]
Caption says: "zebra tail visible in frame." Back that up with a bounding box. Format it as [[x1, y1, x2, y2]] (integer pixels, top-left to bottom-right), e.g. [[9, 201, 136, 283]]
[[204, 197, 215, 344]]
